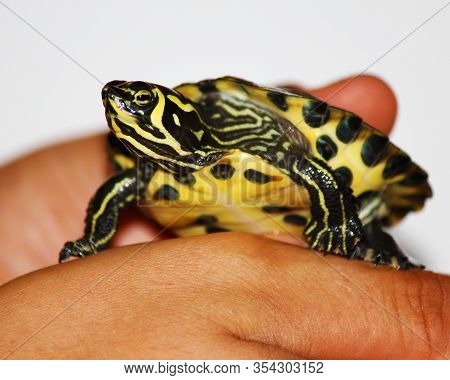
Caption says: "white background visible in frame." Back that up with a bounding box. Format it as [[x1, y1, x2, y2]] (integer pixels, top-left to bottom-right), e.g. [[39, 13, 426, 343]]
[[0, 0, 449, 273]]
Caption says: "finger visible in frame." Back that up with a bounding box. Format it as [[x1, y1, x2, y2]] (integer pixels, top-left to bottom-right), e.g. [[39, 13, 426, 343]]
[[0, 240, 301, 359], [0, 135, 159, 284], [284, 75, 398, 135], [202, 233, 449, 359], [1, 233, 448, 359]]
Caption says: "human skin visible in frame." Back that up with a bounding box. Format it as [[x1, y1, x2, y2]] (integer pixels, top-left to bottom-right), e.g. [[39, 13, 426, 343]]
[[0, 76, 448, 359]]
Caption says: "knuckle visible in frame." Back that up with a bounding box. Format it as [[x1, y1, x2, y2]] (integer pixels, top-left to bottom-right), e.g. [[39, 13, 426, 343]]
[[198, 231, 284, 288], [185, 232, 273, 279]]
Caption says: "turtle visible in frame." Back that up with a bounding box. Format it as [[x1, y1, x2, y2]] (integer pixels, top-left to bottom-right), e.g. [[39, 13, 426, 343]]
[[59, 76, 432, 269]]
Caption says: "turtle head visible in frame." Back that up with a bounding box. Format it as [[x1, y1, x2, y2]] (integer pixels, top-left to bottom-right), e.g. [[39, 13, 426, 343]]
[[102, 80, 208, 168]]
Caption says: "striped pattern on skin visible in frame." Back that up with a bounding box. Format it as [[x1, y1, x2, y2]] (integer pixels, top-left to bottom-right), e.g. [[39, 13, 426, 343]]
[[84, 169, 139, 251], [291, 156, 361, 254], [105, 84, 223, 173]]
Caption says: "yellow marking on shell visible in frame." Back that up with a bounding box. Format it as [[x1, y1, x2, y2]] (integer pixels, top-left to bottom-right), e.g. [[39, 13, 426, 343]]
[[176, 77, 417, 196], [180, 78, 397, 198], [215, 79, 246, 95], [139, 150, 310, 235], [89, 177, 133, 240], [174, 77, 430, 227], [173, 83, 203, 102], [326, 122, 411, 197]]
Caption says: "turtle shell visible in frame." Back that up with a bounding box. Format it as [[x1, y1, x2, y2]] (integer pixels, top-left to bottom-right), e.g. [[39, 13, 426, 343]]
[[172, 77, 432, 228], [107, 76, 431, 241]]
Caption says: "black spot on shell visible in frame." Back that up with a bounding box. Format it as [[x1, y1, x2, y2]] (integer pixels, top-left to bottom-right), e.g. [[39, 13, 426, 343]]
[[382, 154, 411, 179], [361, 134, 389, 167], [174, 172, 196, 186], [267, 91, 288, 111], [262, 206, 294, 213], [283, 214, 307, 226], [334, 166, 353, 187], [210, 163, 236, 180], [206, 226, 229, 233], [316, 135, 338, 161], [198, 80, 217, 93], [302, 100, 330, 128], [399, 171, 428, 186], [336, 115, 362, 143], [154, 185, 179, 200], [244, 169, 271, 184], [195, 215, 218, 225]]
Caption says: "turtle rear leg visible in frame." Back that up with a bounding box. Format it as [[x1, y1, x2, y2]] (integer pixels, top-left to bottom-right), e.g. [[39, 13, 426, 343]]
[[59, 163, 155, 262], [351, 220, 423, 270]]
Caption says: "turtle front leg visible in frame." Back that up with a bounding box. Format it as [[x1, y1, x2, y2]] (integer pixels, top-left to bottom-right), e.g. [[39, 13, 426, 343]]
[[59, 163, 155, 262], [290, 155, 363, 256], [351, 220, 423, 270]]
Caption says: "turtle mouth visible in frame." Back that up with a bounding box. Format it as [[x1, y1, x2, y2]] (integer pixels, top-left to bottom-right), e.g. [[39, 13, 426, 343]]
[[102, 82, 137, 115], [103, 90, 140, 125]]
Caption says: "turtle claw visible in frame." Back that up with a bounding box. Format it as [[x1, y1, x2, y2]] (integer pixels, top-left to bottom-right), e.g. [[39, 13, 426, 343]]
[[350, 228, 425, 270], [59, 239, 96, 263], [372, 250, 424, 270]]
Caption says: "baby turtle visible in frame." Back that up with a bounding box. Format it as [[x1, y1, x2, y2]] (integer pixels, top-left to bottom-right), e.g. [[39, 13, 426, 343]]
[[59, 77, 432, 269]]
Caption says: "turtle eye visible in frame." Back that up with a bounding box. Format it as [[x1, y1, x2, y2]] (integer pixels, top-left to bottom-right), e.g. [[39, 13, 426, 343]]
[[134, 91, 153, 105]]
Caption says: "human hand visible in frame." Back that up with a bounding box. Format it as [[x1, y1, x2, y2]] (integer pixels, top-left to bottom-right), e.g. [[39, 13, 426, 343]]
[[0, 76, 448, 359]]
